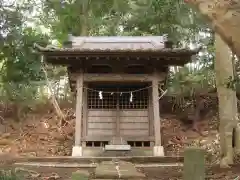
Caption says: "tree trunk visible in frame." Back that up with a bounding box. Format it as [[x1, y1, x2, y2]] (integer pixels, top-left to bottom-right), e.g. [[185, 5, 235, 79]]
[[185, 0, 240, 59], [80, 1, 89, 36], [42, 63, 66, 126], [214, 33, 239, 168]]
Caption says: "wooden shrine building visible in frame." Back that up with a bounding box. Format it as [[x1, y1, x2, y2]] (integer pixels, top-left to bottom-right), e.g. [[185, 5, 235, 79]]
[[35, 35, 198, 157]]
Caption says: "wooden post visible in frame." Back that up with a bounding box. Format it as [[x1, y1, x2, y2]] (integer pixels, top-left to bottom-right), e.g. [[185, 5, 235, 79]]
[[183, 148, 205, 180], [148, 88, 154, 146], [152, 76, 161, 146], [116, 88, 120, 137], [82, 82, 88, 147], [75, 71, 84, 146]]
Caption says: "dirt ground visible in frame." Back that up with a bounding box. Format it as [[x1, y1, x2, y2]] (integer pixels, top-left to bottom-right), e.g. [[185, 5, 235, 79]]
[[142, 166, 240, 180], [0, 109, 219, 157], [0, 105, 238, 179]]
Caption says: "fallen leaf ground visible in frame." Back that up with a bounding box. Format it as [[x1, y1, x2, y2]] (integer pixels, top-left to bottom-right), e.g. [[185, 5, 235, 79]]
[[0, 106, 239, 179]]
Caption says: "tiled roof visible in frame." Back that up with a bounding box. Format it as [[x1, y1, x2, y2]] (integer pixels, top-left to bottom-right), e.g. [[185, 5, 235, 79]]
[[69, 36, 166, 51], [34, 45, 199, 56], [34, 35, 199, 55]]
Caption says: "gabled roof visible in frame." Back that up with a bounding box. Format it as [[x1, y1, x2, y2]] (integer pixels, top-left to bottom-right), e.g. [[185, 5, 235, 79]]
[[34, 35, 200, 67], [34, 35, 198, 54], [66, 35, 167, 51]]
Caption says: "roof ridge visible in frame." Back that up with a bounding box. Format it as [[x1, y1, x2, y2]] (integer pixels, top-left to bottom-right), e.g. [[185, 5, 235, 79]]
[[70, 36, 167, 43]]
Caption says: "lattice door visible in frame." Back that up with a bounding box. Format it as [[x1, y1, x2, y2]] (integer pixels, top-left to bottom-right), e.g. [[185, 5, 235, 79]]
[[87, 84, 149, 109], [87, 83, 150, 138]]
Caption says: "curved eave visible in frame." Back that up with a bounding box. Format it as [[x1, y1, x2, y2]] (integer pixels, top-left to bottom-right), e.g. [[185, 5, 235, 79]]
[[34, 43, 199, 54], [33, 43, 200, 66]]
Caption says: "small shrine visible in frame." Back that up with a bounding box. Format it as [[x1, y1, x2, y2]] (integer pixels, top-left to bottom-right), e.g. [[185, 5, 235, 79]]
[[35, 35, 198, 156]]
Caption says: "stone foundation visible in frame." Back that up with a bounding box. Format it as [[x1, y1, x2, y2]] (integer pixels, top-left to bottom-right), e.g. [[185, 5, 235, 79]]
[[153, 146, 164, 156], [105, 144, 131, 151], [71, 146, 164, 157], [72, 146, 83, 157], [71, 147, 152, 157]]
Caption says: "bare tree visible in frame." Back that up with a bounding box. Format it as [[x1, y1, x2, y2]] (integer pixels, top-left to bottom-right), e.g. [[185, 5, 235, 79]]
[[215, 33, 239, 168], [186, 0, 240, 58]]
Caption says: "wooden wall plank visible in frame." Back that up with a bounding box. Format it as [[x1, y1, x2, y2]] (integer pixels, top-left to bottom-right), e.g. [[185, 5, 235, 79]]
[[120, 129, 149, 136], [119, 117, 148, 123], [120, 123, 148, 129], [88, 117, 115, 123], [119, 110, 148, 117], [88, 110, 116, 117], [87, 129, 114, 136], [87, 110, 150, 139], [88, 122, 115, 129]]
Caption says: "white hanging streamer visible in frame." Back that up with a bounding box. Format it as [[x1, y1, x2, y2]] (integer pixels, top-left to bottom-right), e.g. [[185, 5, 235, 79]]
[[99, 91, 103, 100], [158, 89, 168, 100], [129, 92, 133, 102]]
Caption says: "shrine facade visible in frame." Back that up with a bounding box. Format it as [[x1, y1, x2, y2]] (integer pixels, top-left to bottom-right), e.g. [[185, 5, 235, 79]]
[[35, 35, 198, 156]]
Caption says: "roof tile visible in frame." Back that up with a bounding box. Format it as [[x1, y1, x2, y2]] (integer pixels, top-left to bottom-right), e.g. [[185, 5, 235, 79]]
[[34, 36, 199, 55]]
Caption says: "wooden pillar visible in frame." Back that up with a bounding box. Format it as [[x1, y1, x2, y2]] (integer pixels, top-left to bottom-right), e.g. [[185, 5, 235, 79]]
[[116, 88, 120, 137], [148, 88, 154, 147], [82, 82, 88, 147], [75, 71, 84, 146], [152, 73, 161, 146]]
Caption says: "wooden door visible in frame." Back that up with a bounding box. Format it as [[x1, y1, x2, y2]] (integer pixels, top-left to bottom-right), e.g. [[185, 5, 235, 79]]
[[86, 83, 149, 138]]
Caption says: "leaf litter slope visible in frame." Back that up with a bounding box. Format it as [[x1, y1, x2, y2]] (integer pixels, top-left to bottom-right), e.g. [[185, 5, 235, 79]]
[[0, 106, 239, 179]]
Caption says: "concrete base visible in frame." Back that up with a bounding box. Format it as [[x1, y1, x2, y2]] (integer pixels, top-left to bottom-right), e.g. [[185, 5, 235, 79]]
[[105, 144, 131, 151], [153, 146, 164, 156], [82, 147, 153, 156], [72, 147, 163, 156], [72, 146, 83, 157]]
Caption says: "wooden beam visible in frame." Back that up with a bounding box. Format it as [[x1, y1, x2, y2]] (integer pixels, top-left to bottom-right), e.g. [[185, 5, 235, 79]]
[[82, 136, 155, 142], [152, 72, 161, 146], [70, 73, 165, 82], [47, 55, 189, 66], [75, 70, 84, 146]]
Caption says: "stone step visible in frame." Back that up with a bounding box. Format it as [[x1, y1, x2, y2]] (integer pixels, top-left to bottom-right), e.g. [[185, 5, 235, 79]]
[[12, 156, 184, 164], [94, 161, 145, 179], [14, 161, 184, 180], [135, 163, 183, 168], [14, 162, 96, 168], [100, 151, 134, 157], [14, 162, 183, 168]]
